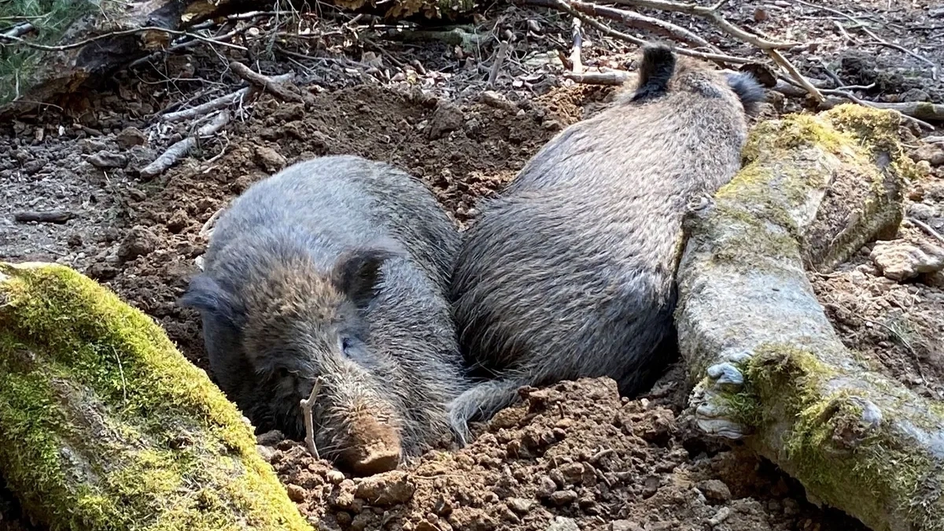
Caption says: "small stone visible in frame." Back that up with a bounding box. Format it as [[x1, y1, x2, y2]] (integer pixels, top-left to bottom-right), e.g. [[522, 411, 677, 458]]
[[547, 516, 580, 531], [87, 150, 128, 169], [86, 262, 119, 281], [610, 521, 644, 531], [255, 430, 285, 446], [506, 497, 533, 515], [870, 239, 944, 281], [115, 127, 147, 149], [783, 497, 800, 516], [256, 444, 276, 462], [753, 7, 768, 21], [354, 471, 415, 506], [116, 225, 160, 263], [708, 506, 732, 526], [558, 462, 585, 485], [326, 470, 346, 484], [907, 202, 936, 221], [286, 483, 306, 503], [912, 144, 944, 167], [548, 489, 578, 506], [67, 232, 83, 248], [427, 100, 464, 140], [699, 479, 732, 503], [166, 209, 191, 233], [254, 145, 288, 172], [536, 475, 557, 498], [900, 88, 930, 102], [641, 475, 661, 498]]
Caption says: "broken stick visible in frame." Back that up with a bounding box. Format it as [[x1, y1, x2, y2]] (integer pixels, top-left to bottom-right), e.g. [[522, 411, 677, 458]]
[[140, 110, 231, 180], [300, 377, 324, 460], [229, 61, 309, 104]]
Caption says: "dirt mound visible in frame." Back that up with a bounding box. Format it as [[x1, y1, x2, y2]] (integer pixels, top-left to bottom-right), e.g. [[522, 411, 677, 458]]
[[265, 376, 864, 531]]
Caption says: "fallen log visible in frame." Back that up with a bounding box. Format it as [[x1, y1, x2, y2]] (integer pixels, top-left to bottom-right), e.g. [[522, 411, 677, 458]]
[[675, 104, 944, 531], [0, 262, 314, 531], [0, 0, 476, 115]]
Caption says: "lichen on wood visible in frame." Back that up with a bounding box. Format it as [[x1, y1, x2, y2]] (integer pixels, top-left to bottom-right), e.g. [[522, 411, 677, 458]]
[[0, 262, 314, 531], [675, 104, 944, 531]]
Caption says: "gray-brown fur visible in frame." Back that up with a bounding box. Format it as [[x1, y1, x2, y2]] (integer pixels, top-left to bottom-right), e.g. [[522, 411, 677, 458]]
[[179, 155, 467, 473], [448, 44, 763, 438]]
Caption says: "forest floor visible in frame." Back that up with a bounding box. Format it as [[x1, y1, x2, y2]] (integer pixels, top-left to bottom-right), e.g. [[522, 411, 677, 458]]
[[1, 0, 943, 530]]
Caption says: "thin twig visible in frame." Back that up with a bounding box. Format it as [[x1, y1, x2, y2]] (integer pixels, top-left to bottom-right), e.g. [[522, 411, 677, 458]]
[[546, 0, 754, 64], [605, 0, 824, 100], [908, 218, 944, 247], [793, 0, 939, 80], [140, 110, 231, 179], [526, 0, 714, 49], [300, 377, 324, 460], [13, 211, 73, 224], [570, 18, 583, 75], [0, 25, 246, 51], [229, 61, 308, 104], [160, 73, 294, 122], [488, 40, 511, 88], [564, 70, 629, 85]]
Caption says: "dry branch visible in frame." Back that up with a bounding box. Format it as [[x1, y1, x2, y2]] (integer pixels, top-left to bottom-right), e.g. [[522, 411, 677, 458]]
[[563, 71, 629, 85], [525, 0, 713, 49], [160, 73, 294, 123], [599, 0, 824, 100], [538, 0, 753, 64], [13, 211, 73, 224], [229, 61, 310, 104], [676, 104, 944, 531], [0, 262, 313, 531], [570, 18, 583, 74], [140, 110, 231, 179]]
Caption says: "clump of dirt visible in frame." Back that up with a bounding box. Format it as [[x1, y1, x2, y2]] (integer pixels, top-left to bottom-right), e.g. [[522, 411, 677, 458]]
[[264, 376, 865, 531]]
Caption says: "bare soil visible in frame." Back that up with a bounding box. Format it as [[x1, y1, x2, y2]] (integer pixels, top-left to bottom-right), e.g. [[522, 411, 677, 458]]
[[1, 0, 943, 530]]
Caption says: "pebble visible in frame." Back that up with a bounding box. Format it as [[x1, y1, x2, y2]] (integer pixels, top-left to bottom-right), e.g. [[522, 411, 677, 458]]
[[87, 150, 128, 169], [708, 507, 732, 526], [506, 497, 533, 515], [115, 127, 147, 149], [255, 444, 275, 462], [698, 479, 732, 503], [354, 471, 415, 506], [610, 521, 644, 531], [548, 489, 578, 506], [547, 516, 580, 531], [116, 225, 160, 263], [253, 145, 287, 172], [285, 483, 306, 503]]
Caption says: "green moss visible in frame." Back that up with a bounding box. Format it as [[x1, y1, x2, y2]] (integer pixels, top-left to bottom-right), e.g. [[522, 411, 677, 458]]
[[737, 344, 942, 531], [0, 263, 313, 531]]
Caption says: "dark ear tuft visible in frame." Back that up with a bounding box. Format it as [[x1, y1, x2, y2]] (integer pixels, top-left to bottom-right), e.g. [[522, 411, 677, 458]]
[[632, 43, 677, 102], [725, 71, 766, 115], [332, 243, 400, 309], [178, 274, 237, 323]]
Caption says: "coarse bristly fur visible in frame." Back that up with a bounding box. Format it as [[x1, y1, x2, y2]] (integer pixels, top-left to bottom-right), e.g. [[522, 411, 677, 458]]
[[178, 155, 468, 472], [447, 43, 763, 441]]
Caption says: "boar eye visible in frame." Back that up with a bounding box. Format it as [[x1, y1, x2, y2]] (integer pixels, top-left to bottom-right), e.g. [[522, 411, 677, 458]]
[[339, 336, 353, 356]]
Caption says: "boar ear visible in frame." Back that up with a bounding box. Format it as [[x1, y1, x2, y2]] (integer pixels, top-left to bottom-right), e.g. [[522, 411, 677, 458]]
[[178, 274, 237, 323], [632, 42, 676, 102], [724, 71, 766, 115], [332, 244, 399, 309]]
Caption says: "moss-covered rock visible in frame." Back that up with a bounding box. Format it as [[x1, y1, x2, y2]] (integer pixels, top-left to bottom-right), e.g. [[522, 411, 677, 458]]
[[0, 262, 314, 531]]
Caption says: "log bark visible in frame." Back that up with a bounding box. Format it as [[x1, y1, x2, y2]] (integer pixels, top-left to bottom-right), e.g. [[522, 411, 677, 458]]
[[0, 262, 314, 531], [675, 104, 944, 531], [0, 0, 475, 115]]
